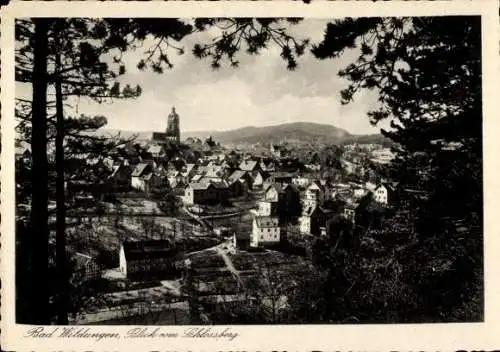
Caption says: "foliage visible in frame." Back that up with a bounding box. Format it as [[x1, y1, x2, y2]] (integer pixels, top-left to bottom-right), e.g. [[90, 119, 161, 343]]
[[310, 16, 483, 322]]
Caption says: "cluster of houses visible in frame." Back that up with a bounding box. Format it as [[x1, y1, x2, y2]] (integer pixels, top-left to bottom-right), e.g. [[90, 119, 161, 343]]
[[246, 171, 400, 247]]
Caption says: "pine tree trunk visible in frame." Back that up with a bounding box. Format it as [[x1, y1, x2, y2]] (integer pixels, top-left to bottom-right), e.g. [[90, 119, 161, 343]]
[[55, 48, 69, 324], [30, 18, 50, 324]]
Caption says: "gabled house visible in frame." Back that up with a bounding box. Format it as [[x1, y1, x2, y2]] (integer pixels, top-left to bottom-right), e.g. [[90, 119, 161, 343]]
[[299, 205, 327, 236], [373, 182, 398, 206], [239, 160, 259, 172], [260, 159, 276, 172], [251, 216, 280, 247], [250, 170, 265, 189], [227, 170, 250, 198], [255, 200, 279, 217], [262, 183, 301, 222], [304, 181, 326, 208], [131, 163, 162, 193], [119, 240, 178, 280], [264, 183, 284, 203], [183, 181, 229, 205]]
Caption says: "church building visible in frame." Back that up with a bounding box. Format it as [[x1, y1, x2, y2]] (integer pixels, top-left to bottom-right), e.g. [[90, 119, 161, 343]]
[[153, 106, 181, 143]]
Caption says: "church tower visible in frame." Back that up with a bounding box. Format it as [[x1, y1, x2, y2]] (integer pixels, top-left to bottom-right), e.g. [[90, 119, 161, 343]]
[[166, 106, 180, 143]]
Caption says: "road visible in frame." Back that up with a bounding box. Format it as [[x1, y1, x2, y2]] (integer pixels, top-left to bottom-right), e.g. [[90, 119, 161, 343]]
[[215, 244, 243, 289]]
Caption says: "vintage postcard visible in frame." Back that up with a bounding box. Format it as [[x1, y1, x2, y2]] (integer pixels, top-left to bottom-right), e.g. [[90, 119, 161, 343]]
[[1, 1, 499, 351]]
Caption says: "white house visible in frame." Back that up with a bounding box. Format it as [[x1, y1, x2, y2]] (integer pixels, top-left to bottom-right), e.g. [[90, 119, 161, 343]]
[[251, 216, 280, 247], [250, 171, 264, 189], [255, 200, 278, 217], [374, 183, 396, 205], [119, 240, 177, 279], [131, 163, 161, 193], [304, 181, 326, 208], [299, 205, 327, 236], [264, 183, 282, 203]]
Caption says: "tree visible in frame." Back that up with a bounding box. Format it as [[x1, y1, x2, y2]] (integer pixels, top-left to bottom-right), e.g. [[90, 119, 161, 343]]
[[16, 18, 145, 323], [310, 16, 482, 321], [23, 18, 50, 324]]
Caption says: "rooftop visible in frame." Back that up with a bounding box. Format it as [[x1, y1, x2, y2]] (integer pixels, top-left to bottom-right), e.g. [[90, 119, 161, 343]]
[[122, 240, 176, 260], [254, 216, 279, 228]]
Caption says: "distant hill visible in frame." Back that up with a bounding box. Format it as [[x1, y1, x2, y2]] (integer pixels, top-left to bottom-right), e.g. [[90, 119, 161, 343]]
[[184, 122, 350, 145], [184, 122, 392, 146], [95, 122, 392, 146]]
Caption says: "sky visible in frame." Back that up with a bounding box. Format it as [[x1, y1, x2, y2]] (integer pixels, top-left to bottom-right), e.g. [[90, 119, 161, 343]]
[[17, 19, 386, 135]]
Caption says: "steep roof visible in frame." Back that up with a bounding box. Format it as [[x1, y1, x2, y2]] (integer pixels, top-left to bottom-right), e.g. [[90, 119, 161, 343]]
[[191, 174, 204, 182], [265, 183, 284, 195], [131, 163, 151, 177], [239, 160, 258, 171], [211, 180, 229, 189], [228, 170, 247, 181], [188, 182, 212, 191], [122, 240, 176, 261]]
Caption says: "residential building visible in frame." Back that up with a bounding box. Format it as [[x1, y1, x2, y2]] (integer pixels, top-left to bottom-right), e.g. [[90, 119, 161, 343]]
[[119, 240, 178, 280], [373, 183, 397, 205], [183, 181, 229, 205], [260, 159, 276, 172], [255, 200, 279, 217], [250, 170, 265, 189], [264, 183, 284, 203], [304, 181, 326, 208], [227, 170, 249, 198], [299, 205, 327, 236], [251, 216, 280, 247], [131, 163, 162, 193], [239, 159, 259, 172]]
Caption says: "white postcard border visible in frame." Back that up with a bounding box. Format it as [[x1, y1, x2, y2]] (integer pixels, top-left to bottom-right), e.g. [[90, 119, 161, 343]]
[[1, 1, 499, 351]]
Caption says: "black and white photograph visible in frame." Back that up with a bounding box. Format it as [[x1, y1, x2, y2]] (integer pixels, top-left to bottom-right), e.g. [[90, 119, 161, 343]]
[[1, 1, 499, 350]]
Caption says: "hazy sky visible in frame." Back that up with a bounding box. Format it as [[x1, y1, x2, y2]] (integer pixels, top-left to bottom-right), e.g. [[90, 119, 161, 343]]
[[17, 19, 385, 135]]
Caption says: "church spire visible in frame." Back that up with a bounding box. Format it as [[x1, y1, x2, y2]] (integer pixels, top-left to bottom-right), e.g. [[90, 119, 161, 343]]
[[166, 106, 180, 143]]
